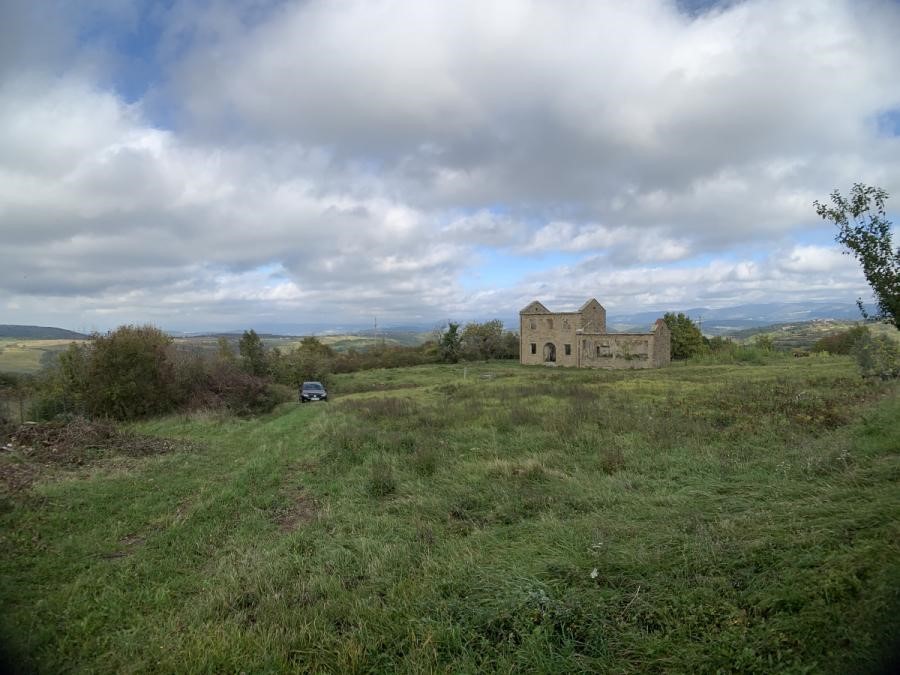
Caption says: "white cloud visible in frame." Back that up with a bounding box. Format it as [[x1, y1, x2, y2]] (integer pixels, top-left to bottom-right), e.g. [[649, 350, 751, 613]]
[[0, 0, 898, 329]]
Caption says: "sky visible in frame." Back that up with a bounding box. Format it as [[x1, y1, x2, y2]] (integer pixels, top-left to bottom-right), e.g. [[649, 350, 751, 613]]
[[1, 0, 899, 332]]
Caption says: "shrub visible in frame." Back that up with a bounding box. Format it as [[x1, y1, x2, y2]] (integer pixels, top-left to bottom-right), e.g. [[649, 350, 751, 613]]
[[84, 326, 177, 420], [852, 331, 900, 380], [195, 361, 283, 416], [811, 326, 869, 355], [31, 328, 285, 421]]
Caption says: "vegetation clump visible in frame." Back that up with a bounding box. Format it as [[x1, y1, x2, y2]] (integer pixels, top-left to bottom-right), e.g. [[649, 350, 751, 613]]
[[811, 325, 869, 355], [30, 325, 284, 421], [852, 330, 900, 380]]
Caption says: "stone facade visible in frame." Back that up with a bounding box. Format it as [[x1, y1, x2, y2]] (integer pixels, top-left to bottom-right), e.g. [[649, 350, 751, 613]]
[[519, 299, 670, 369]]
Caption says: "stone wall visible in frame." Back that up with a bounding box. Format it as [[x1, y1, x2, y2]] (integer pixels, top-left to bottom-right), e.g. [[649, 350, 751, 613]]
[[519, 312, 580, 366], [519, 299, 670, 370], [579, 333, 657, 369]]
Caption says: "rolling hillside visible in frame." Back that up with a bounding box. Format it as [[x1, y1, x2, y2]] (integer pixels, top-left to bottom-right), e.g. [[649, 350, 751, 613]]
[[0, 325, 87, 340]]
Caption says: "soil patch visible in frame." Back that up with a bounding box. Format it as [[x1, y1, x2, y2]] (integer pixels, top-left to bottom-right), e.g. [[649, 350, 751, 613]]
[[275, 491, 319, 532], [0, 417, 198, 493]]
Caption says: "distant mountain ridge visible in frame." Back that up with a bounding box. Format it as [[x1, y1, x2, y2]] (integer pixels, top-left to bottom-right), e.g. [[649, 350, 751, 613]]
[[607, 301, 871, 335], [0, 325, 88, 340], [4, 301, 872, 339]]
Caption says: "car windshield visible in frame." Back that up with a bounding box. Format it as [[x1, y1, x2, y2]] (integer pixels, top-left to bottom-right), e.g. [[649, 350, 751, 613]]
[[304, 383, 323, 390]]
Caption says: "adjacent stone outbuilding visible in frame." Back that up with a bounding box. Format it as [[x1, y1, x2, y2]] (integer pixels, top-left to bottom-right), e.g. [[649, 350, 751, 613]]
[[519, 299, 670, 369]]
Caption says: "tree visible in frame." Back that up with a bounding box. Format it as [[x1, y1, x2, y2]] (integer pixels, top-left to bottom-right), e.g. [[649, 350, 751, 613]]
[[460, 320, 504, 361], [439, 322, 462, 363], [662, 312, 706, 360], [238, 329, 267, 376], [814, 184, 900, 329]]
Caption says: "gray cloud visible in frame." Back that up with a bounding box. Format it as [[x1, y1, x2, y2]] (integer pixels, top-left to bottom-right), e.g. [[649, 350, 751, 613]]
[[0, 0, 897, 329]]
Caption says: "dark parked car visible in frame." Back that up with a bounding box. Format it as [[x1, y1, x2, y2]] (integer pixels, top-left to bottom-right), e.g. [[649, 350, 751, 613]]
[[299, 381, 328, 403]]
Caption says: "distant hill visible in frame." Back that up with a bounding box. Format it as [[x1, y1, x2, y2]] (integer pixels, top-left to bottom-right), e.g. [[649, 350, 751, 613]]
[[0, 325, 88, 340], [722, 319, 898, 350], [608, 301, 873, 335]]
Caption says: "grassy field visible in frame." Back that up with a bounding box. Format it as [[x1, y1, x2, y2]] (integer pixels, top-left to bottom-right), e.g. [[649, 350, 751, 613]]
[[725, 319, 900, 350], [0, 334, 423, 376], [0, 338, 87, 375], [1, 357, 898, 672]]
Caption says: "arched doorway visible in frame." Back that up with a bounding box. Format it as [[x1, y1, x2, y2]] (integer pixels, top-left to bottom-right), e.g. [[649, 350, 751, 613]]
[[543, 342, 556, 363]]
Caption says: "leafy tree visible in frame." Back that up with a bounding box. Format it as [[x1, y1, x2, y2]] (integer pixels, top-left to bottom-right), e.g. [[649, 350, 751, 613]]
[[814, 184, 900, 329], [238, 329, 267, 376], [662, 312, 706, 360], [460, 320, 504, 361], [498, 331, 520, 360], [439, 322, 462, 363]]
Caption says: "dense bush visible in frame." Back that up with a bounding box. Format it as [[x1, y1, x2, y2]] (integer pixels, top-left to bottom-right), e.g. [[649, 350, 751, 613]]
[[811, 326, 869, 355], [852, 331, 900, 380], [188, 361, 285, 415], [30, 325, 284, 421], [85, 325, 177, 419]]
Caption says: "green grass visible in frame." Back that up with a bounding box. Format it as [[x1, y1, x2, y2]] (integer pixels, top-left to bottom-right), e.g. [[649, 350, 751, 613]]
[[0, 338, 86, 375], [1, 358, 898, 672], [725, 319, 900, 350]]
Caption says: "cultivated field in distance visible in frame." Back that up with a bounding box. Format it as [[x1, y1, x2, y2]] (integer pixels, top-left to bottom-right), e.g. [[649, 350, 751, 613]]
[[0, 338, 89, 374], [1, 357, 897, 672], [0, 332, 431, 376]]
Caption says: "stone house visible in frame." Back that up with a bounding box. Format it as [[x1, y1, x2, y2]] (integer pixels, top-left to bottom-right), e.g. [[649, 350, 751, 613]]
[[519, 299, 670, 369]]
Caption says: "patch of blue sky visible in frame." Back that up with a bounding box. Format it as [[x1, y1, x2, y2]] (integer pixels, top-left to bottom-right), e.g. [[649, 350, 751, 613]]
[[876, 109, 900, 137], [75, 4, 168, 104], [459, 248, 584, 291]]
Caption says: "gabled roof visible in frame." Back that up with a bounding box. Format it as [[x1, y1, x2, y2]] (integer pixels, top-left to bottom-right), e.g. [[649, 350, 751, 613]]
[[519, 300, 551, 314], [579, 298, 605, 312]]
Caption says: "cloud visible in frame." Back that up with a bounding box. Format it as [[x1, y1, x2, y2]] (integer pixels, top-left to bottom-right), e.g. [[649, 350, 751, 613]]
[[506, 244, 868, 315], [0, 0, 898, 329]]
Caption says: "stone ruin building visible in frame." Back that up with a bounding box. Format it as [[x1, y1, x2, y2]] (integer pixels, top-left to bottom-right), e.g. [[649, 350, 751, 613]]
[[519, 298, 671, 369]]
